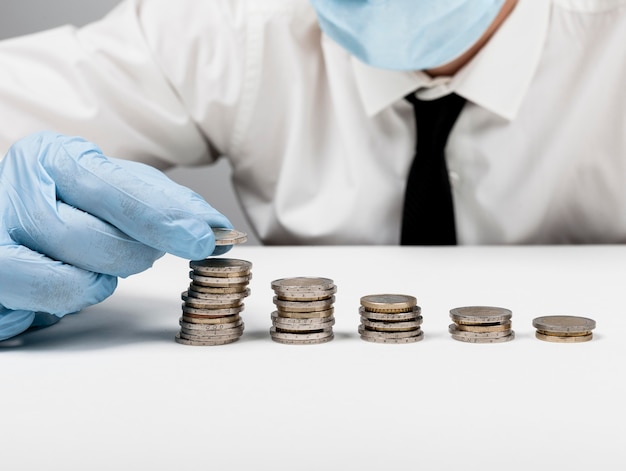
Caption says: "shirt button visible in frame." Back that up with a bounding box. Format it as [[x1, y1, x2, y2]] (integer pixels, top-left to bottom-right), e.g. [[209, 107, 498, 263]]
[[449, 171, 460, 186]]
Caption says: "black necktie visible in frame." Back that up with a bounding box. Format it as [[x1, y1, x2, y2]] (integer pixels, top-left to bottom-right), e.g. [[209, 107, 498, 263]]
[[401, 92, 466, 245]]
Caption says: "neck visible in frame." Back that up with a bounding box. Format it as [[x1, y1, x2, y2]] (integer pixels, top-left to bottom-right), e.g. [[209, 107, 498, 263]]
[[426, 0, 518, 77]]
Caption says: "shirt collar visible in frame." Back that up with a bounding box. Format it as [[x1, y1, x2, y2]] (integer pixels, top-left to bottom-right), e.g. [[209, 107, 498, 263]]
[[352, 0, 552, 121]]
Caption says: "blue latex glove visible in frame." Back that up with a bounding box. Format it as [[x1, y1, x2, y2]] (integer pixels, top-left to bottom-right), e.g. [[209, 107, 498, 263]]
[[0, 131, 233, 341], [310, 0, 505, 71]]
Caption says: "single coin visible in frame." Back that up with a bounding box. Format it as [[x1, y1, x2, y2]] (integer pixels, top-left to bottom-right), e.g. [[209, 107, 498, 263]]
[[448, 324, 511, 339], [181, 315, 240, 325], [360, 331, 424, 344], [182, 292, 243, 309], [188, 283, 249, 295], [190, 272, 251, 287], [182, 304, 244, 317], [272, 318, 335, 332], [271, 277, 335, 292], [359, 306, 421, 322], [535, 329, 592, 338], [271, 311, 335, 325], [359, 325, 421, 340], [274, 308, 335, 319], [269, 326, 333, 341], [274, 286, 337, 301], [532, 316, 596, 334], [190, 258, 252, 277], [273, 296, 335, 312], [360, 294, 417, 313], [535, 332, 593, 343], [270, 334, 334, 345], [185, 288, 250, 302], [451, 331, 515, 344], [212, 228, 248, 245], [455, 322, 512, 333], [360, 317, 423, 332], [179, 327, 244, 341], [175, 333, 239, 346], [180, 319, 244, 331], [450, 306, 512, 324]]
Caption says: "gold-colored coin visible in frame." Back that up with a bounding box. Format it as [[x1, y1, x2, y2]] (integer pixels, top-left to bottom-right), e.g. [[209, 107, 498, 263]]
[[536, 329, 591, 338], [450, 306, 512, 324], [275, 307, 335, 319], [360, 294, 417, 313], [535, 332, 593, 343], [181, 315, 240, 325]]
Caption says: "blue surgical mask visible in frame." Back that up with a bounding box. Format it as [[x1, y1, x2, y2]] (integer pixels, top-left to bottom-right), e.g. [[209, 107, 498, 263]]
[[310, 0, 506, 71]]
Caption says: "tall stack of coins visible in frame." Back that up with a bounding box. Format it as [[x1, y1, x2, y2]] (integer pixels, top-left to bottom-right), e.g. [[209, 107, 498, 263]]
[[449, 306, 514, 343], [532, 316, 596, 343], [358, 294, 423, 344], [175, 229, 251, 346], [270, 277, 336, 345]]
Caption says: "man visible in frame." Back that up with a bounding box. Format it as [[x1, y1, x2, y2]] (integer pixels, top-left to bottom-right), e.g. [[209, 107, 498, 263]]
[[1, 0, 625, 340]]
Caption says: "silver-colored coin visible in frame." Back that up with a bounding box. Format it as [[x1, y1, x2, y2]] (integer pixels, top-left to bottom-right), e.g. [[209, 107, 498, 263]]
[[532, 316, 596, 334], [359, 306, 421, 322], [212, 228, 248, 246], [270, 334, 334, 345], [271, 277, 335, 292], [269, 326, 333, 341], [451, 331, 516, 344], [180, 328, 244, 341], [360, 294, 417, 313], [274, 307, 335, 319], [175, 333, 240, 346], [182, 304, 244, 317], [449, 324, 511, 339], [535, 331, 593, 343], [189, 258, 252, 277], [273, 320, 336, 333], [180, 319, 244, 331], [182, 292, 244, 309], [179, 327, 244, 341], [186, 288, 250, 302], [360, 331, 424, 344], [272, 313, 335, 330], [360, 317, 423, 332], [181, 314, 240, 325], [455, 322, 512, 333], [271, 311, 335, 325], [274, 286, 337, 302], [359, 325, 422, 340], [273, 296, 335, 312], [190, 272, 251, 287], [450, 306, 513, 324], [188, 283, 249, 295]]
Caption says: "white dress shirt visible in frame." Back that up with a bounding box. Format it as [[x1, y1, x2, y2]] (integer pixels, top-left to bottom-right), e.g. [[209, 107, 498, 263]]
[[1, 0, 625, 245]]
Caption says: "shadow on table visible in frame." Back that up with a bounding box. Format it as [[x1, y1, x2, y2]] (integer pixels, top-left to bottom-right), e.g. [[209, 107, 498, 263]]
[[0, 293, 177, 353]]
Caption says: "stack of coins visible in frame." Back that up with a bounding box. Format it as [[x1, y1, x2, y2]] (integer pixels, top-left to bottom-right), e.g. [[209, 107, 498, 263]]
[[449, 306, 514, 343], [532, 315, 596, 343], [270, 277, 336, 345], [358, 294, 423, 344], [175, 229, 251, 347]]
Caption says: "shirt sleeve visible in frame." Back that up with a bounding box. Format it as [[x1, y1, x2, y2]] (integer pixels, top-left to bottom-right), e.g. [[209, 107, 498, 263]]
[[0, 0, 247, 168]]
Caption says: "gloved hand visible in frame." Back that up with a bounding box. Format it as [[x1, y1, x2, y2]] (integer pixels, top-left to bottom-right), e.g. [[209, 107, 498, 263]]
[[0, 131, 233, 341]]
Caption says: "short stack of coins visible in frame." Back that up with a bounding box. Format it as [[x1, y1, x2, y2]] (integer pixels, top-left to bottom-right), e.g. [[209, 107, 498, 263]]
[[359, 294, 423, 344], [175, 229, 251, 346], [449, 306, 514, 343], [270, 277, 336, 345], [532, 315, 596, 343]]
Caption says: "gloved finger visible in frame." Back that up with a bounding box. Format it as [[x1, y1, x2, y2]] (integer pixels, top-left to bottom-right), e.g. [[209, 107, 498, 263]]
[[31, 132, 232, 260], [9, 200, 165, 278], [0, 307, 35, 342], [0, 244, 117, 315]]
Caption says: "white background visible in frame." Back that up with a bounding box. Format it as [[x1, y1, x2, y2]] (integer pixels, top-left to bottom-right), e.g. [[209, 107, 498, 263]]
[[1, 245, 624, 470]]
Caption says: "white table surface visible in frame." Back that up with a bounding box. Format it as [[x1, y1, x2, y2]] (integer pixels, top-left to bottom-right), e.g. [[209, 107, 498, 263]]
[[2, 245, 625, 470]]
